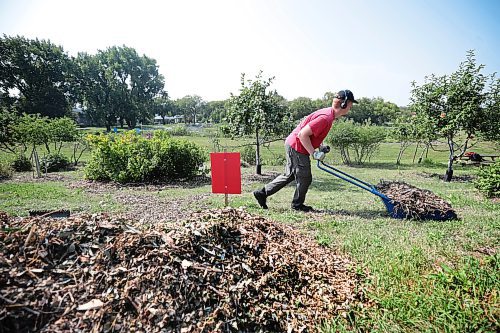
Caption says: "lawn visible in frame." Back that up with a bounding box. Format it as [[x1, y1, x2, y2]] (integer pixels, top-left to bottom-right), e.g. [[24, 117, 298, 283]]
[[0, 129, 498, 332]]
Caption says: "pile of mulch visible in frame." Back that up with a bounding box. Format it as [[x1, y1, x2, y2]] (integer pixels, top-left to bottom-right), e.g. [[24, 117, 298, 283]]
[[376, 181, 457, 220], [0, 208, 361, 332]]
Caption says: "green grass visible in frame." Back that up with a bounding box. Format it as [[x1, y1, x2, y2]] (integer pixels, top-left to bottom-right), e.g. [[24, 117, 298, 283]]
[[237, 163, 499, 332], [0, 127, 498, 332], [0, 175, 123, 216]]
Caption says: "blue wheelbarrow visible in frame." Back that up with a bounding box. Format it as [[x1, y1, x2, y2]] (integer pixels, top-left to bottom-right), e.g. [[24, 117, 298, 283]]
[[317, 160, 457, 220]]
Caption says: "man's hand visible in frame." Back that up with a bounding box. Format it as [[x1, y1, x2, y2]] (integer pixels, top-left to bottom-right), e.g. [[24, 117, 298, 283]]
[[312, 151, 325, 161]]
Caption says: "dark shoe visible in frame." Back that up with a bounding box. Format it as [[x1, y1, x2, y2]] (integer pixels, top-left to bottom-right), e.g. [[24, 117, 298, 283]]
[[253, 189, 268, 209], [292, 204, 314, 212]]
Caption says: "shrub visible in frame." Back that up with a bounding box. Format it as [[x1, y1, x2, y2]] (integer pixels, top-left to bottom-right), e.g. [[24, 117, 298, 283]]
[[264, 154, 286, 166], [0, 161, 13, 180], [11, 155, 32, 172], [85, 131, 207, 183], [327, 120, 386, 164], [40, 153, 70, 172], [475, 161, 500, 198], [240, 145, 256, 165], [169, 125, 190, 136]]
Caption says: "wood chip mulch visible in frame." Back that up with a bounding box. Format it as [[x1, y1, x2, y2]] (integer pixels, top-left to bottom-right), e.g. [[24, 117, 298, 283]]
[[376, 181, 457, 220], [0, 208, 362, 332]]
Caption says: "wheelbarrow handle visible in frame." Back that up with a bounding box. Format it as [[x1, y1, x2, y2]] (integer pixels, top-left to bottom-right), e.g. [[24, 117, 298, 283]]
[[317, 161, 390, 200]]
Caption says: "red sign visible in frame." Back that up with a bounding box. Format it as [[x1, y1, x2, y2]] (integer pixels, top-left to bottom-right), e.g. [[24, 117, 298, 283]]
[[210, 152, 241, 194]]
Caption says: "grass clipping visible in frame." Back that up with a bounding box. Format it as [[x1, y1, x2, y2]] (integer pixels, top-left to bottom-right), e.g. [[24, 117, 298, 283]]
[[376, 181, 457, 220], [0, 208, 361, 332]]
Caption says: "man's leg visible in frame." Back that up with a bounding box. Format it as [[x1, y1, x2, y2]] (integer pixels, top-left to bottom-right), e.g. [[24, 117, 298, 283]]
[[291, 150, 312, 210], [254, 145, 295, 208]]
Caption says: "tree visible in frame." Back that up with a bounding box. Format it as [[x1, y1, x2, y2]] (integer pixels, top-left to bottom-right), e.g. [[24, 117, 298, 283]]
[[391, 114, 436, 165], [226, 71, 288, 175], [289, 97, 316, 121], [410, 50, 499, 181], [0, 107, 19, 153], [75, 52, 115, 129], [75, 46, 165, 130], [153, 92, 175, 124], [0, 35, 74, 118], [176, 95, 205, 124], [49, 117, 79, 153], [205, 100, 228, 123], [347, 97, 400, 125]]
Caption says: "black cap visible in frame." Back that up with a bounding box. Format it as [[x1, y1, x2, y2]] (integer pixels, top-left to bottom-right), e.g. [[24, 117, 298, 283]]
[[337, 90, 358, 103]]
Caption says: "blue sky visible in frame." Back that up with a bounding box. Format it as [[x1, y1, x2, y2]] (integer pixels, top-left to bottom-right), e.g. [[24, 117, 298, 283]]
[[1, 0, 499, 106]]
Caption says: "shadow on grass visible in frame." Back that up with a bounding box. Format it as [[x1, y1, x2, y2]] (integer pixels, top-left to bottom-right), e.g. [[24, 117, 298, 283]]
[[313, 208, 388, 220], [309, 180, 349, 192], [84, 175, 212, 189], [337, 162, 447, 171]]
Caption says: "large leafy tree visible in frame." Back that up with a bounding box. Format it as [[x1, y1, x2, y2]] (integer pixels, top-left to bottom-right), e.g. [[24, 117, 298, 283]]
[[0, 35, 75, 118], [347, 97, 400, 125], [75, 52, 114, 129], [289, 97, 316, 121], [226, 71, 288, 175], [76, 46, 165, 130], [0, 107, 18, 153], [410, 50, 499, 181]]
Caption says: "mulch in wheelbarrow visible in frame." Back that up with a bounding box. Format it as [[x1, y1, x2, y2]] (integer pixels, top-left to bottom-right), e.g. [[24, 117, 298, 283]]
[[0, 208, 362, 333], [376, 181, 457, 220]]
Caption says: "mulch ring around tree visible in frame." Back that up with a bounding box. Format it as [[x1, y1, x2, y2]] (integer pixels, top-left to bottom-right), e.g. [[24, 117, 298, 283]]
[[376, 181, 458, 220], [417, 172, 476, 182], [0, 208, 363, 332]]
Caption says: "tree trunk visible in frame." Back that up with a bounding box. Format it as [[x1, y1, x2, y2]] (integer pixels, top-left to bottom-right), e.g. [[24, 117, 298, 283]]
[[444, 136, 454, 182], [255, 129, 262, 175], [396, 142, 407, 165], [412, 142, 420, 164]]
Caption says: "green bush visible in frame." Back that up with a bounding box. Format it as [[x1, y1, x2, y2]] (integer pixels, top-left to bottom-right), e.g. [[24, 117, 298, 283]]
[[0, 161, 13, 180], [11, 155, 32, 172], [475, 160, 500, 198], [327, 120, 386, 164], [264, 154, 286, 166], [40, 153, 70, 172], [84, 131, 207, 183], [169, 124, 190, 136], [240, 145, 256, 165]]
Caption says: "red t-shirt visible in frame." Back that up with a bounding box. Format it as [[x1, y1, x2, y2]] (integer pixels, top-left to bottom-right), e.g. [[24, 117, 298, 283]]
[[285, 107, 335, 155]]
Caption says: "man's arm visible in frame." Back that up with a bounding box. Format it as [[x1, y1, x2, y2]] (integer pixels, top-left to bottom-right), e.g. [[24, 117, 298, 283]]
[[297, 125, 315, 155]]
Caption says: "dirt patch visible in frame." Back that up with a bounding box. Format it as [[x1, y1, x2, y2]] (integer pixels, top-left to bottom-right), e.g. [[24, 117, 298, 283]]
[[9, 172, 70, 183], [69, 179, 212, 224], [0, 208, 362, 332], [243, 172, 281, 184], [417, 172, 476, 182], [115, 191, 211, 224]]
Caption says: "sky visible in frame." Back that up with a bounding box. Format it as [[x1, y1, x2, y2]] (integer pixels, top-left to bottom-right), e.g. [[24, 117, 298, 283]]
[[1, 0, 499, 106]]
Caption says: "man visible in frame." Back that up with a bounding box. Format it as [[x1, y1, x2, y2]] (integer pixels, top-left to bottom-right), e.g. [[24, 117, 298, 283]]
[[253, 89, 357, 212]]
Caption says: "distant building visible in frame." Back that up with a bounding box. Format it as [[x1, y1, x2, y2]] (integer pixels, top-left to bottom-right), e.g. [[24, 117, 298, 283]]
[[153, 114, 184, 124], [72, 106, 92, 126]]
